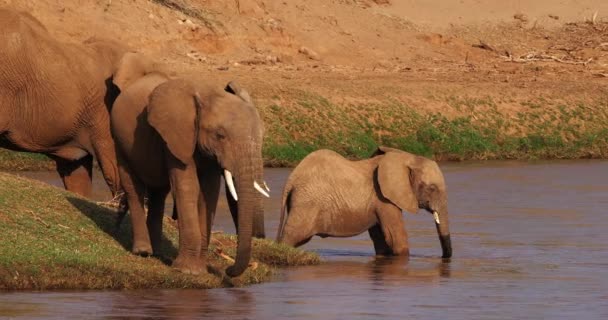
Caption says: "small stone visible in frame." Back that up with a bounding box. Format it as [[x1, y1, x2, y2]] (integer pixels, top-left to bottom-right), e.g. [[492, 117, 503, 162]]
[[217, 66, 229, 71], [513, 13, 529, 23], [298, 46, 320, 60], [148, 13, 155, 19]]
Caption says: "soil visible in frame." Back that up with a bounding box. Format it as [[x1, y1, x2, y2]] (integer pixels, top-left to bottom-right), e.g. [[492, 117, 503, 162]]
[[2, 0, 608, 137]]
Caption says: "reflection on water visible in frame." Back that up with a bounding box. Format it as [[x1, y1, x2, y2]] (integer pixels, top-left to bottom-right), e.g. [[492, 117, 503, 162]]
[[2, 160, 608, 319]]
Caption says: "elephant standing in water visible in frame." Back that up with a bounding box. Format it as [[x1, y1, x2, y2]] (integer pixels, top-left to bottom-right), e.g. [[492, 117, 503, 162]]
[[111, 77, 268, 277], [0, 8, 133, 198], [277, 146, 452, 258]]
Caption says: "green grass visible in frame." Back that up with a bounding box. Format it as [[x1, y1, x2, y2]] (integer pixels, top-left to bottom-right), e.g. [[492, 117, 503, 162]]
[[262, 92, 608, 165], [0, 150, 54, 171], [0, 173, 318, 290]]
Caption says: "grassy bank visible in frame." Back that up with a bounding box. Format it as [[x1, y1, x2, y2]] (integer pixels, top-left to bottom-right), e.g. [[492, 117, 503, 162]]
[[261, 92, 608, 166], [1, 92, 607, 171], [0, 173, 319, 290]]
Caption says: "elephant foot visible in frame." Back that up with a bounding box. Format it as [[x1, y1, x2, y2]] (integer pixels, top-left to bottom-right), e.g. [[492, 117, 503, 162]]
[[172, 255, 206, 275], [132, 242, 153, 257]]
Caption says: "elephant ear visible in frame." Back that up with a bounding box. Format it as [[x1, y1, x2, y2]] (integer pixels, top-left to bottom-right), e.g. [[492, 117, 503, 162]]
[[112, 52, 153, 91], [147, 80, 199, 165], [376, 152, 419, 214], [224, 81, 252, 103]]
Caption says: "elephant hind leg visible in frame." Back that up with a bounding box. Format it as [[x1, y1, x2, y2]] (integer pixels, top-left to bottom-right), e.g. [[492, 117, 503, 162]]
[[116, 152, 152, 256], [55, 154, 93, 197], [280, 206, 316, 248]]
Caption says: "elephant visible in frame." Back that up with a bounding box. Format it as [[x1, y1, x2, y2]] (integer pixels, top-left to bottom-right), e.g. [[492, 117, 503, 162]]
[[276, 146, 452, 259], [110, 75, 268, 277], [0, 8, 131, 198]]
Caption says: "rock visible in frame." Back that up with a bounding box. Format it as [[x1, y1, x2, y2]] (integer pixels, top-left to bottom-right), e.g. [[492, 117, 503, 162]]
[[298, 46, 320, 60], [217, 66, 229, 71], [513, 13, 529, 23]]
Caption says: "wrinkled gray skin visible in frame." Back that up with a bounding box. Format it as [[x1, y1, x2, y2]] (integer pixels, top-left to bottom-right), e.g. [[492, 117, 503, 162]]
[[0, 8, 130, 198], [111, 75, 266, 277], [277, 146, 452, 258]]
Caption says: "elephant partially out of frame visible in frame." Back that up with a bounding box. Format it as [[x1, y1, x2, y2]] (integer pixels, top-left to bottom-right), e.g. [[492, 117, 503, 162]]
[[111, 73, 268, 277], [0, 8, 140, 198], [277, 146, 452, 259]]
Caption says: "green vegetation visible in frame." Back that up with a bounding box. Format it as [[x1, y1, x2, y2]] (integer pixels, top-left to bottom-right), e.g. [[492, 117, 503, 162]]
[[1, 93, 607, 170], [262, 92, 608, 166], [0, 150, 54, 171], [0, 173, 319, 290]]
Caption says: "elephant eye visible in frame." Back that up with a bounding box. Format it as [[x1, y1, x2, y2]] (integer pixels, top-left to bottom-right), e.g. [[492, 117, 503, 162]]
[[215, 128, 227, 140]]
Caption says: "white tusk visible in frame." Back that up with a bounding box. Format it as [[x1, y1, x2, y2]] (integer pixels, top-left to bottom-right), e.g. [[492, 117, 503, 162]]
[[433, 211, 440, 225], [254, 181, 270, 198], [262, 181, 270, 192], [224, 170, 238, 201]]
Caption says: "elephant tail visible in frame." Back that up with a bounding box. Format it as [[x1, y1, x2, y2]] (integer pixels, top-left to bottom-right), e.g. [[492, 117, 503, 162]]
[[276, 182, 293, 242]]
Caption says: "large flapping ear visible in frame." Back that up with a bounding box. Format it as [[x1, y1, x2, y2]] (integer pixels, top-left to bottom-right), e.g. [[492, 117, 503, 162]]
[[224, 80, 253, 103], [376, 152, 419, 214], [112, 52, 153, 91], [147, 79, 198, 164]]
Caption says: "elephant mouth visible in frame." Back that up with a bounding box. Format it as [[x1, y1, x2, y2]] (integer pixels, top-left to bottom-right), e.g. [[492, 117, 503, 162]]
[[223, 169, 270, 201]]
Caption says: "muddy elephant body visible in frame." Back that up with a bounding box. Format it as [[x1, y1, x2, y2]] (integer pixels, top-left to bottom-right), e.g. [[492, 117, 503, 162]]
[[277, 147, 452, 258], [111, 76, 267, 277], [0, 8, 128, 197]]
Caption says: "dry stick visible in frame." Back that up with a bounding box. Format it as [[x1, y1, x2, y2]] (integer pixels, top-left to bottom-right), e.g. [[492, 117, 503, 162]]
[[26, 210, 49, 228]]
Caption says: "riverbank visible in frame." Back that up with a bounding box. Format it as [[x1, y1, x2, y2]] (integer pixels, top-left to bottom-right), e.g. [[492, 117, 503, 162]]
[[0, 172, 319, 290]]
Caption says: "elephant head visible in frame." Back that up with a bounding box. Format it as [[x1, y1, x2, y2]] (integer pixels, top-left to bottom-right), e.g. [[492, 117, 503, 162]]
[[147, 79, 266, 277], [373, 146, 452, 258]]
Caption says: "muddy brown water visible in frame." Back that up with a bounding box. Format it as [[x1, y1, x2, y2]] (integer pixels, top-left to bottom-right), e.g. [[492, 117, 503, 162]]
[[1, 160, 608, 319]]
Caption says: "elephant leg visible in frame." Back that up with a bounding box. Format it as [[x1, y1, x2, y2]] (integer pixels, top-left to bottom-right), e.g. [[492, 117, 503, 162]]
[[368, 224, 393, 256], [147, 187, 169, 255], [55, 154, 93, 197], [169, 157, 204, 275], [376, 204, 410, 256], [280, 206, 316, 248], [91, 126, 122, 197], [198, 167, 221, 255], [116, 152, 152, 255]]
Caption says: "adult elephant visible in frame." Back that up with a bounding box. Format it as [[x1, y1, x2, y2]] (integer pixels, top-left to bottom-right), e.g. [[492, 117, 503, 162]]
[[277, 146, 452, 259], [111, 74, 268, 277], [0, 8, 132, 197]]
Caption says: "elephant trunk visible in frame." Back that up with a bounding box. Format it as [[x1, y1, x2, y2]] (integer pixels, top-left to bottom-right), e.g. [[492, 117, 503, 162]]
[[435, 202, 452, 259], [225, 155, 263, 277]]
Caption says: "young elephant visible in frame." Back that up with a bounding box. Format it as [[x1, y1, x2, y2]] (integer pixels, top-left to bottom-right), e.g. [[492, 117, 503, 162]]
[[111, 77, 268, 277], [277, 146, 452, 258]]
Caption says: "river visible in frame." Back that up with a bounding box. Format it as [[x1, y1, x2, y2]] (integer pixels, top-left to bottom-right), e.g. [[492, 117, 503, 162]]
[[1, 160, 607, 319]]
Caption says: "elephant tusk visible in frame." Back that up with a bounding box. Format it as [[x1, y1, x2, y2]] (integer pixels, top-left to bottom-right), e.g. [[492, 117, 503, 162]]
[[224, 170, 238, 201], [433, 211, 440, 225], [262, 180, 270, 192], [254, 181, 270, 198]]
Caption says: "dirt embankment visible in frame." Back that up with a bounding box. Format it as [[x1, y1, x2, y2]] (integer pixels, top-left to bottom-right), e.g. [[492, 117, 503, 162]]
[[1, 0, 608, 166]]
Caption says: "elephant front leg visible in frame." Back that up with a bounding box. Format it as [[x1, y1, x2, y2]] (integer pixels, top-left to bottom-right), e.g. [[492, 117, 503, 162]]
[[375, 204, 410, 256], [198, 167, 221, 254], [169, 157, 205, 275], [55, 155, 93, 197], [147, 187, 170, 255]]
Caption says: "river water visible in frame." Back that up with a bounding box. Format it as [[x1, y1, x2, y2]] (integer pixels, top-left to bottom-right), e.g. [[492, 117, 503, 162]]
[[1, 161, 607, 319]]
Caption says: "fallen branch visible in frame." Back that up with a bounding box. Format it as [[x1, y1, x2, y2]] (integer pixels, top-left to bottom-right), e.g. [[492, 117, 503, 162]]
[[502, 52, 593, 65], [473, 40, 496, 52], [214, 247, 259, 270]]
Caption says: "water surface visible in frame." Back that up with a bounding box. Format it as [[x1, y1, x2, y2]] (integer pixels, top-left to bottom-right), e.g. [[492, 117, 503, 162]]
[[2, 160, 608, 319]]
